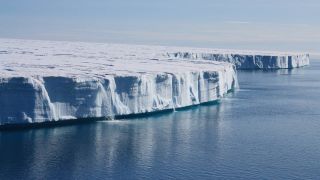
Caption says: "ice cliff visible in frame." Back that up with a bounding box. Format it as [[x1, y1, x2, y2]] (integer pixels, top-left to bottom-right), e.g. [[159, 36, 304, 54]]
[[0, 39, 238, 125]]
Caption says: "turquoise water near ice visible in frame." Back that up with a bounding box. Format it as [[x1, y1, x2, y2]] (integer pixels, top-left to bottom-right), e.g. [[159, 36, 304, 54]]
[[1, 61, 320, 179]]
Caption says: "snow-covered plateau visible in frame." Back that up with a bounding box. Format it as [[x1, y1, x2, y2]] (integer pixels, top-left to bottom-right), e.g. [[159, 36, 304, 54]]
[[0, 39, 239, 125]]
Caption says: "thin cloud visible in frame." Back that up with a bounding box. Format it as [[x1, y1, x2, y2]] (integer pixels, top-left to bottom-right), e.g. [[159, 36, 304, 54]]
[[225, 21, 251, 24]]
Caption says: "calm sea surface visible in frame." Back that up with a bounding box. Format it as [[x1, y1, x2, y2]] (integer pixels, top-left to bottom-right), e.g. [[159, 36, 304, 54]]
[[1, 61, 320, 180]]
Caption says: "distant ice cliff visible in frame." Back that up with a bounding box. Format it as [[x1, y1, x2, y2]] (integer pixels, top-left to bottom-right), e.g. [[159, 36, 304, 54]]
[[167, 52, 309, 69]]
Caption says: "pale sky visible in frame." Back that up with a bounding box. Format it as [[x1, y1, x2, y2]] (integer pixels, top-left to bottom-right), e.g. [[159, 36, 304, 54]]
[[1, 0, 320, 57]]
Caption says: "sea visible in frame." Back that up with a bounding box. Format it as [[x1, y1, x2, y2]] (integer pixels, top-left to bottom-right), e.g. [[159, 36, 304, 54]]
[[1, 61, 320, 179]]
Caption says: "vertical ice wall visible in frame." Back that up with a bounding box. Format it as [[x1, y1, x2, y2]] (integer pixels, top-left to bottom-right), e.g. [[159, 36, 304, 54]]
[[0, 78, 55, 124]]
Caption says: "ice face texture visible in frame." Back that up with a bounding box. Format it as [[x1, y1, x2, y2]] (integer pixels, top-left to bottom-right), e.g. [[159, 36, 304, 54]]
[[0, 39, 238, 125]]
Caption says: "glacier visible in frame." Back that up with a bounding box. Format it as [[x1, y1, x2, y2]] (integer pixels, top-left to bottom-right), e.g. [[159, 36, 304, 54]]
[[0, 38, 310, 126], [0, 39, 238, 125]]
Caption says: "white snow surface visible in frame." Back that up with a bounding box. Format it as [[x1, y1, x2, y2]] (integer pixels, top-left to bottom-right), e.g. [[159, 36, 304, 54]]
[[0, 39, 238, 125]]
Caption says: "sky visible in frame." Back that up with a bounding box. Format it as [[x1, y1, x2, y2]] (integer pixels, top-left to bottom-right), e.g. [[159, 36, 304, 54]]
[[1, 0, 320, 56]]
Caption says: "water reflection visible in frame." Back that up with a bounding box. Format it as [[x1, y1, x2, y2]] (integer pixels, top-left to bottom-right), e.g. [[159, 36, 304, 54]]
[[0, 101, 231, 179]]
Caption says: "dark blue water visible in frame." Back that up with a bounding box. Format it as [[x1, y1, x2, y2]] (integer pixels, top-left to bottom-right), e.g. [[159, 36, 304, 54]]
[[1, 61, 320, 180]]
